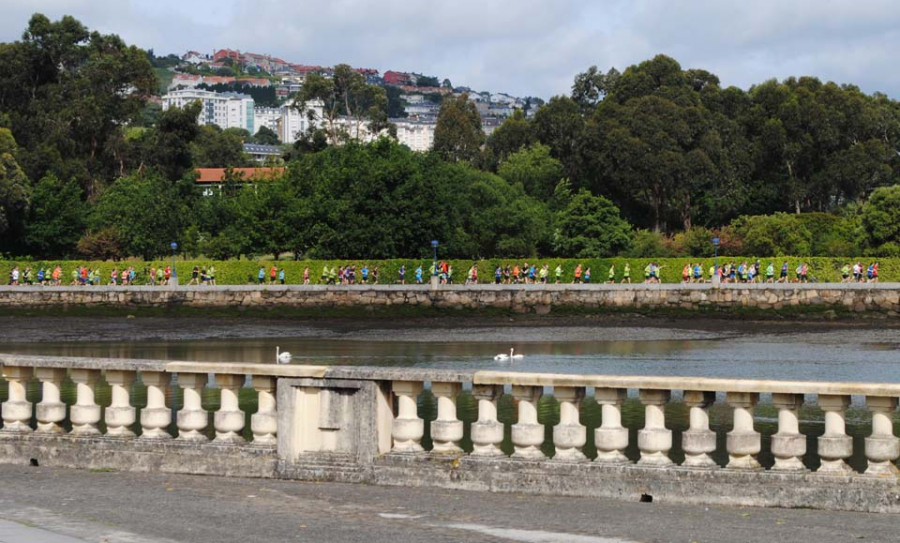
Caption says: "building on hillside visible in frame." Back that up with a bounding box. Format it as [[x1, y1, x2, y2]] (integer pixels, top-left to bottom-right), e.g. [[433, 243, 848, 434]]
[[182, 51, 210, 65], [405, 101, 441, 116], [481, 116, 503, 137], [243, 143, 284, 163], [251, 101, 324, 143], [194, 167, 286, 194], [383, 70, 413, 86], [162, 89, 255, 133], [393, 118, 436, 152]]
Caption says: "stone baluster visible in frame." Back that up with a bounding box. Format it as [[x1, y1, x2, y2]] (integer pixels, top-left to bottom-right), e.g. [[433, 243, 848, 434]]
[[250, 376, 277, 445], [726, 392, 760, 469], [817, 395, 853, 474], [391, 381, 424, 453], [430, 382, 463, 454], [176, 373, 208, 441], [594, 388, 629, 464], [511, 385, 545, 460], [681, 391, 717, 468], [139, 371, 172, 439], [770, 393, 806, 471], [553, 387, 587, 462], [470, 385, 504, 456], [34, 368, 67, 434], [214, 374, 245, 443], [637, 389, 672, 466], [69, 369, 101, 435], [865, 396, 899, 476], [105, 370, 136, 438], [1, 367, 33, 433]]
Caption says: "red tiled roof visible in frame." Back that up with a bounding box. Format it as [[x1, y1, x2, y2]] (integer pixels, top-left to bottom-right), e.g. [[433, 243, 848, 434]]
[[195, 168, 286, 184]]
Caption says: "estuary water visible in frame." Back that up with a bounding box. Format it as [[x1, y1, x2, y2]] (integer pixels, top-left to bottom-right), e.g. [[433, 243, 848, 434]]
[[1, 317, 898, 471]]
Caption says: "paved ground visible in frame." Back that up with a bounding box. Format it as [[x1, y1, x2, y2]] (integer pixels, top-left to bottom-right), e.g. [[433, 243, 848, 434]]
[[0, 465, 898, 543]]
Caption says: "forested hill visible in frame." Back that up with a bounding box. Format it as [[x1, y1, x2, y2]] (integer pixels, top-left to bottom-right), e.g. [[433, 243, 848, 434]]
[[1, 14, 899, 261]]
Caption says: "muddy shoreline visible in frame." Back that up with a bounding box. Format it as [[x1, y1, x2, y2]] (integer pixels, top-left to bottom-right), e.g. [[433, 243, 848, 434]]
[[0, 314, 896, 344]]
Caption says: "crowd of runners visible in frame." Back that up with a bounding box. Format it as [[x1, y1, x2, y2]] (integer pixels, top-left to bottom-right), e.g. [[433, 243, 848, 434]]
[[5, 261, 884, 286]]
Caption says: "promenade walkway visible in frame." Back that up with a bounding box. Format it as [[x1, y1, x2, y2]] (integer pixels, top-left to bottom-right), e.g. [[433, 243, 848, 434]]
[[0, 465, 897, 543]]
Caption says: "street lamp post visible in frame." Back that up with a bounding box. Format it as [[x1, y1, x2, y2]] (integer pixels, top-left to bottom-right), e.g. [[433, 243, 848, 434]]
[[430, 240, 439, 287], [712, 237, 720, 286], [170, 242, 179, 286]]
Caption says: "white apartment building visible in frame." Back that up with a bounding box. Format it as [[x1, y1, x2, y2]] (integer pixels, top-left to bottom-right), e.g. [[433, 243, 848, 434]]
[[251, 101, 325, 143], [394, 118, 436, 152], [162, 89, 255, 133]]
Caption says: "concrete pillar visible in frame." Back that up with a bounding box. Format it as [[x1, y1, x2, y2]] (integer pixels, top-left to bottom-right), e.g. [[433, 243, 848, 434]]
[[213, 374, 245, 443], [105, 370, 136, 438], [511, 385, 545, 460], [0, 366, 32, 433], [470, 384, 504, 457], [681, 391, 717, 468], [34, 368, 67, 434], [391, 381, 424, 453], [430, 382, 463, 454], [726, 392, 760, 469], [69, 369, 101, 436], [770, 393, 806, 471], [176, 373, 208, 442], [637, 389, 672, 466], [552, 387, 587, 462], [251, 376, 277, 445], [817, 395, 853, 474], [865, 396, 899, 476], [594, 388, 629, 464], [139, 371, 171, 439]]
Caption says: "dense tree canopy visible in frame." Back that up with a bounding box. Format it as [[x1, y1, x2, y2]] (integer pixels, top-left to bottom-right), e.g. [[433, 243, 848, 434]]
[[3, 14, 900, 261]]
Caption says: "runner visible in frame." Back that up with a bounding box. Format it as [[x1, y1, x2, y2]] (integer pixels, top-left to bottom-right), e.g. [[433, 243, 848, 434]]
[[583, 267, 591, 284], [415, 265, 423, 284], [303, 267, 310, 285], [278, 268, 285, 285], [573, 264, 582, 284], [399, 264, 406, 284], [621, 263, 631, 284], [258, 267, 265, 285]]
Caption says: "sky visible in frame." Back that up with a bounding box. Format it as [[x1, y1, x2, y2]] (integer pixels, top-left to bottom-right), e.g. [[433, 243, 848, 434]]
[[3, 0, 900, 99]]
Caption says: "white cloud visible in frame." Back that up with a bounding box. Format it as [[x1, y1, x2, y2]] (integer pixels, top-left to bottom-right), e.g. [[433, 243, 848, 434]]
[[2, 0, 899, 98]]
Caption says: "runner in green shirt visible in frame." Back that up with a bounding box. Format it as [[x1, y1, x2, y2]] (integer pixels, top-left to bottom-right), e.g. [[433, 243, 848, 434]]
[[607, 264, 615, 283], [554, 265, 563, 284], [621, 263, 631, 284]]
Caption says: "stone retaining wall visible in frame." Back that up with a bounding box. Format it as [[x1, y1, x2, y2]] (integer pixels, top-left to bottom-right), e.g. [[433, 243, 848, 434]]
[[0, 283, 898, 316]]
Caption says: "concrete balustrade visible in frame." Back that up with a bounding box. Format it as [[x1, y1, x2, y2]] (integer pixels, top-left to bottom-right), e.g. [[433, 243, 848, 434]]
[[594, 387, 628, 463], [817, 394, 853, 474], [470, 384, 504, 456], [176, 373, 208, 441], [430, 382, 463, 453], [391, 381, 424, 453], [251, 376, 277, 445], [510, 385, 545, 460], [637, 389, 672, 466], [69, 369, 101, 435], [34, 368, 67, 434], [770, 393, 806, 471], [726, 392, 761, 469], [681, 390, 717, 468], [552, 386, 587, 462], [2, 355, 900, 513]]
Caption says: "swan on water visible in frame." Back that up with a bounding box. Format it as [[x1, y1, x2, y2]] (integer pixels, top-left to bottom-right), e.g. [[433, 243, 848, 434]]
[[276, 346, 292, 364], [494, 348, 524, 361]]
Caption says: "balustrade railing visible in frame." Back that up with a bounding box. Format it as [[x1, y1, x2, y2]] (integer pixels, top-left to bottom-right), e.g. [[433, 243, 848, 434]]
[[1, 355, 899, 478]]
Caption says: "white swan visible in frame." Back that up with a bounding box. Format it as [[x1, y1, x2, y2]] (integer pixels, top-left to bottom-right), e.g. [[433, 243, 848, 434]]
[[494, 348, 524, 361], [276, 346, 292, 364]]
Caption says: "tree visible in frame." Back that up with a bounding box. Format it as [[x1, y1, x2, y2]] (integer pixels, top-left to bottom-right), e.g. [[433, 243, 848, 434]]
[[131, 101, 202, 181], [193, 125, 249, 168], [0, 128, 30, 241], [861, 185, 900, 252], [571, 65, 620, 111], [433, 93, 484, 163], [497, 144, 564, 200], [385, 85, 407, 118], [552, 188, 632, 257], [731, 213, 812, 256], [89, 172, 189, 259], [0, 14, 156, 197], [484, 110, 536, 168], [292, 63, 394, 144], [23, 174, 87, 257], [251, 125, 281, 146]]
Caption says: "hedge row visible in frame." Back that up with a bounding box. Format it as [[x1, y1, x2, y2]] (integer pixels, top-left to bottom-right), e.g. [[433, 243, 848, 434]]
[[2, 257, 894, 285]]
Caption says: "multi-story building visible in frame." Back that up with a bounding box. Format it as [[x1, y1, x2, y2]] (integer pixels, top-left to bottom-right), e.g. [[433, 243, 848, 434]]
[[162, 89, 255, 133], [393, 118, 436, 152], [251, 102, 325, 144]]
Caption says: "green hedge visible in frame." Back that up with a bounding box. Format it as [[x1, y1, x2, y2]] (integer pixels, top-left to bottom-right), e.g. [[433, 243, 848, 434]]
[[1, 257, 894, 285]]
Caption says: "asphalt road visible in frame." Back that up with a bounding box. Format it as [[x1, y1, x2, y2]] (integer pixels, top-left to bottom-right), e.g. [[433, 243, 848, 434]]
[[0, 464, 897, 543]]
